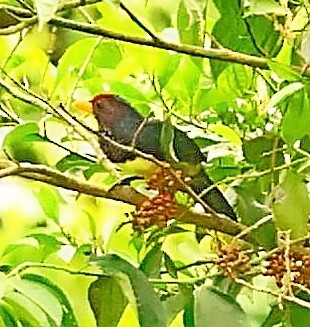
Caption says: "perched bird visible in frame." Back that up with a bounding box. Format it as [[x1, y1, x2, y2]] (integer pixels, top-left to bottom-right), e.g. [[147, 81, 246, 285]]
[[77, 94, 237, 221]]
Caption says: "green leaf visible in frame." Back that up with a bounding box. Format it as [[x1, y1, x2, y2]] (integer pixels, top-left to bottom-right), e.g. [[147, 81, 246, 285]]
[[57, 39, 122, 82], [92, 254, 167, 327], [140, 244, 163, 278], [34, 0, 60, 30], [243, 135, 285, 171], [265, 82, 304, 112], [268, 60, 301, 82], [11, 277, 62, 326], [177, 0, 205, 46], [157, 53, 181, 89], [195, 286, 249, 327], [264, 292, 310, 326], [4, 122, 42, 144], [56, 154, 97, 171], [3, 234, 61, 266], [245, 16, 283, 57], [89, 277, 128, 327], [211, 0, 258, 77], [27, 234, 62, 259], [92, 42, 122, 69], [247, 0, 286, 15], [0, 302, 19, 327], [184, 298, 195, 327], [234, 184, 276, 249], [3, 291, 50, 327], [2, 244, 43, 267], [33, 184, 60, 222], [167, 56, 201, 101], [282, 88, 310, 146], [22, 274, 78, 327], [163, 286, 193, 326], [0, 273, 9, 299], [217, 64, 253, 98], [163, 252, 178, 278], [3, 122, 47, 163], [272, 170, 310, 239]]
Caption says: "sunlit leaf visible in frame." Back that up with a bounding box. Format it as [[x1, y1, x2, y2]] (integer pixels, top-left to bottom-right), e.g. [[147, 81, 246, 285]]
[[12, 277, 62, 326], [3, 291, 50, 327], [33, 184, 60, 222], [247, 0, 286, 15], [34, 0, 60, 30], [282, 88, 310, 146], [272, 170, 310, 239], [265, 82, 304, 112], [23, 274, 78, 327], [268, 60, 301, 82]]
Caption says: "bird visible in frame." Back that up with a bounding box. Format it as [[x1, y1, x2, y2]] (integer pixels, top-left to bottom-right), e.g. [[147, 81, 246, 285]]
[[76, 94, 237, 221]]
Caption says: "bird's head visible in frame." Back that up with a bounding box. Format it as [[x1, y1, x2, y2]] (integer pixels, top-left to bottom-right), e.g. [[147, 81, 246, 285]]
[[74, 93, 143, 132]]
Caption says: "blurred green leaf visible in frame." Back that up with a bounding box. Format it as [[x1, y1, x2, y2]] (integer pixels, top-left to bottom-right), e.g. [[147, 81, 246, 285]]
[[235, 184, 276, 249], [3, 122, 47, 163], [89, 276, 128, 327], [163, 252, 178, 278], [28, 234, 62, 259], [268, 60, 301, 81], [157, 53, 180, 88], [3, 291, 50, 327], [211, 0, 258, 77], [163, 285, 193, 326], [0, 302, 18, 327], [273, 170, 310, 239], [23, 274, 78, 327], [92, 254, 167, 327], [247, 0, 286, 15], [33, 184, 60, 222], [140, 244, 163, 278], [56, 154, 105, 179], [92, 42, 122, 69], [57, 39, 122, 82], [217, 64, 253, 98], [12, 277, 62, 326], [195, 286, 249, 327], [4, 122, 43, 143], [177, 0, 205, 46], [243, 135, 284, 171], [282, 87, 310, 146], [34, 0, 60, 30], [265, 82, 304, 112]]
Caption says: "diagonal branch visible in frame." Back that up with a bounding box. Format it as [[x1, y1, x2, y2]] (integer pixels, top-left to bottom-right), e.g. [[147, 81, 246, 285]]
[[0, 159, 252, 240], [1, 2, 309, 75]]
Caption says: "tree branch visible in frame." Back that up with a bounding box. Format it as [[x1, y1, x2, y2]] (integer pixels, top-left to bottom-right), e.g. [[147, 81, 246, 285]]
[[0, 159, 253, 240], [1, 2, 309, 75]]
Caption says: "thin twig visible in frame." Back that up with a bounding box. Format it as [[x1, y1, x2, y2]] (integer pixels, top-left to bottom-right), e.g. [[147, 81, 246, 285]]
[[120, 1, 158, 40]]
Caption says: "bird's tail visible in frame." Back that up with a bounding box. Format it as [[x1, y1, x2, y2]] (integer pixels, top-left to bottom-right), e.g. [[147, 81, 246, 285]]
[[191, 169, 237, 221]]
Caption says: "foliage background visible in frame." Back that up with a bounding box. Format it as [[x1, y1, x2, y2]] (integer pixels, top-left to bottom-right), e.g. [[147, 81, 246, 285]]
[[0, 0, 310, 326]]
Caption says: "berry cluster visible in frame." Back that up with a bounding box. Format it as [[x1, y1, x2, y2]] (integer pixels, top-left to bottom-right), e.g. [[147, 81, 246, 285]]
[[264, 251, 310, 287], [217, 245, 250, 277], [147, 168, 183, 194], [132, 168, 184, 231]]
